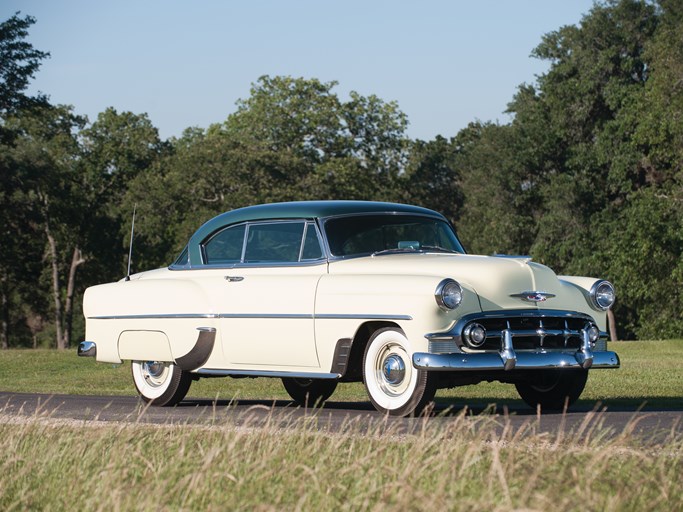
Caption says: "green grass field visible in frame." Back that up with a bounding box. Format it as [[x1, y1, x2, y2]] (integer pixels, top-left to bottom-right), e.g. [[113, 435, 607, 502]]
[[0, 341, 682, 510], [0, 340, 681, 409]]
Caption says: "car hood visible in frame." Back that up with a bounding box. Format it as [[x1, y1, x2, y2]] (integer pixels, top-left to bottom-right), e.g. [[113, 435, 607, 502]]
[[328, 253, 591, 312]]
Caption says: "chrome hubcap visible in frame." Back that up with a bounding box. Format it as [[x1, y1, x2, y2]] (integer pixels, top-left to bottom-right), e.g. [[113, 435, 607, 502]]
[[142, 361, 169, 388], [382, 354, 406, 385]]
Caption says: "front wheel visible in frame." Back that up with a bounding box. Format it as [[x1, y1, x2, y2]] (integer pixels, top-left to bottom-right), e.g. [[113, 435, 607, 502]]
[[515, 370, 588, 411], [363, 328, 436, 417], [131, 360, 192, 406], [282, 377, 338, 408]]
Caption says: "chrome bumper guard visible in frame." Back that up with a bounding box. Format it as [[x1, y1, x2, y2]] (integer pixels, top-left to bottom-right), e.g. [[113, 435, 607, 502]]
[[413, 329, 620, 371], [78, 341, 97, 357]]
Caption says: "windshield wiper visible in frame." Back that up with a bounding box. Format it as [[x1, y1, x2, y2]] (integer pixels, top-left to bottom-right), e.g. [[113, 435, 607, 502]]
[[371, 246, 457, 257], [419, 245, 458, 253], [371, 248, 419, 257]]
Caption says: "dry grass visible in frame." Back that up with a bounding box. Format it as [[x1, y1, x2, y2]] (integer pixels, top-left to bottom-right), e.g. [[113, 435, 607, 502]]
[[0, 406, 681, 511]]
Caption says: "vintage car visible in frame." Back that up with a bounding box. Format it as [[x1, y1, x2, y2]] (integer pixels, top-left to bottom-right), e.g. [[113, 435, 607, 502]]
[[79, 201, 620, 416]]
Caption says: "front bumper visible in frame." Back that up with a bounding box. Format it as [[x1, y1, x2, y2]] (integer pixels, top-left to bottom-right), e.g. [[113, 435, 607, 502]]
[[413, 349, 620, 371]]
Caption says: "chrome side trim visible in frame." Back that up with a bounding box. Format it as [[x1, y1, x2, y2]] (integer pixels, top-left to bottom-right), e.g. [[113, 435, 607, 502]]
[[89, 314, 219, 320], [315, 314, 412, 321], [89, 313, 412, 321], [78, 341, 97, 357], [196, 369, 341, 379], [412, 350, 620, 372], [220, 314, 313, 319]]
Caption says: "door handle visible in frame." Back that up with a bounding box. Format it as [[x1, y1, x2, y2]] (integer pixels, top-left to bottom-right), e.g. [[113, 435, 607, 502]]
[[224, 276, 244, 282]]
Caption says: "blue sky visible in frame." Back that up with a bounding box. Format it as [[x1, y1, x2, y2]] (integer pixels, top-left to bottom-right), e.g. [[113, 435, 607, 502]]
[[4, 1, 596, 141]]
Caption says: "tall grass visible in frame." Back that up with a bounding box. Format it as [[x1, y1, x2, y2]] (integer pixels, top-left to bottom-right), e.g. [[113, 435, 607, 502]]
[[0, 407, 681, 511]]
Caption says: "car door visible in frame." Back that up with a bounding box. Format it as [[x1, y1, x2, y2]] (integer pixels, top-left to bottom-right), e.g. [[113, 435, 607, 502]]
[[200, 220, 326, 368]]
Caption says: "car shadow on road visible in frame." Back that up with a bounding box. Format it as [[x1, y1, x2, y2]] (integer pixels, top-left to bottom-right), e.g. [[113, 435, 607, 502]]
[[178, 396, 683, 417]]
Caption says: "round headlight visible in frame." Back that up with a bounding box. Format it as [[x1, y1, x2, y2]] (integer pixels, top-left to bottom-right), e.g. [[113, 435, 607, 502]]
[[590, 280, 615, 311], [435, 279, 463, 311]]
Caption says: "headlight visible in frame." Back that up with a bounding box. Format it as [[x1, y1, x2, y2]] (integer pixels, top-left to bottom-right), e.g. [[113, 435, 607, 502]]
[[435, 279, 463, 311], [590, 280, 615, 310]]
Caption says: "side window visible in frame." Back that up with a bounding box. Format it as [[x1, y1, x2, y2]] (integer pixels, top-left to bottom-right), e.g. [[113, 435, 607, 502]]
[[301, 223, 323, 260], [203, 224, 246, 265], [174, 246, 189, 266], [244, 222, 305, 263]]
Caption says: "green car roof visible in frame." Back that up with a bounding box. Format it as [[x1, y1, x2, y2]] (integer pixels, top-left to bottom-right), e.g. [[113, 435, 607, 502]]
[[183, 201, 446, 266]]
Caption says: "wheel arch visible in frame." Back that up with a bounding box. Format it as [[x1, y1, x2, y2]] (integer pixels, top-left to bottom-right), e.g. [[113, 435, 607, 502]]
[[337, 320, 402, 382]]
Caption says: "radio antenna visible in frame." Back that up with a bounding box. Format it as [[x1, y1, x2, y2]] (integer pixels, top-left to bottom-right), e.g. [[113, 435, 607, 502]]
[[125, 204, 137, 281]]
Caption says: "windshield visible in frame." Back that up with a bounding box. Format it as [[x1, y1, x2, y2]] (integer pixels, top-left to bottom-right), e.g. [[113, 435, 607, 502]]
[[324, 214, 465, 257]]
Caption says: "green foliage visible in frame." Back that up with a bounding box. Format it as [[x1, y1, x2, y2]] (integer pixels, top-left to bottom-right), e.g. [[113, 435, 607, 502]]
[[2, 1, 683, 344], [0, 12, 49, 118], [124, 76, 411, 268]]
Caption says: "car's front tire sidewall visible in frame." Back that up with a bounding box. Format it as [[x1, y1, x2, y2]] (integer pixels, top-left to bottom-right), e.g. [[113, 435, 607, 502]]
[[363, 328, 435, 417]]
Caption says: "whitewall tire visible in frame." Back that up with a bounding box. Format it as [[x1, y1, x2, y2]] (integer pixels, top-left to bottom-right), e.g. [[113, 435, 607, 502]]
[[363, 328, 436, 416], [131, 360, 192, 407]]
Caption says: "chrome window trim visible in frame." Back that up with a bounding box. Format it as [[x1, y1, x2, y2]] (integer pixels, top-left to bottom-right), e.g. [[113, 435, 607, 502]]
[[173, 259, 329, 271], [200, 222, 247, 267], [172, 211, 465, 269], [243, 220, 306, 264], [171, 219, 329, 270]]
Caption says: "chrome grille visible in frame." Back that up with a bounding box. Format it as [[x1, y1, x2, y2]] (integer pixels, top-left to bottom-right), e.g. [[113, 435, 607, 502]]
[[466, 316, 589, 351]]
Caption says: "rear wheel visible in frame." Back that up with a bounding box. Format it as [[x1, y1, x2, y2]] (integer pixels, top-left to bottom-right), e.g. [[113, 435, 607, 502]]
[[282, 377, 337, 407], [515, 370, 588, 411], [363, 328, 436, 417], [131, 360, 192, 406]]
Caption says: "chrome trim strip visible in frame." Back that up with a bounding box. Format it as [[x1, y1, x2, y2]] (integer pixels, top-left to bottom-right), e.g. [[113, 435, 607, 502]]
[[219, 314, 313, 319], [89, 313, 220, 320], [412, 350, 620, 372], [196, 369, 341, 379], [89, 313, 412, 321], [315, 314, 412, 321]]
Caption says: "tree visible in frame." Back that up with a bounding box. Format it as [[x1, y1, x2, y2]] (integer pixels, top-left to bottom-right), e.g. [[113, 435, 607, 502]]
[[401, 136, 463, 225], [124, 76, 412, 268], [3, 104, 86, 349], [0, 11, 50, 348], [0, 12, 49, 123]]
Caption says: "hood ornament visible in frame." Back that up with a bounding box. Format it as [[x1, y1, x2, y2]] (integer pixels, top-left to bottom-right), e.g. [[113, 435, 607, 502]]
[[510, 291, 556, 303]]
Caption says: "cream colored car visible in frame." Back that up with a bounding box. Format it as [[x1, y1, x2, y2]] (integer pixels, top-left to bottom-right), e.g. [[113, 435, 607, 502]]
[[79, 201, 619, 416]]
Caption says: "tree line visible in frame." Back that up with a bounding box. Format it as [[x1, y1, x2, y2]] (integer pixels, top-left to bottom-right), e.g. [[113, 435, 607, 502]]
[[1, 0, 681, 348]]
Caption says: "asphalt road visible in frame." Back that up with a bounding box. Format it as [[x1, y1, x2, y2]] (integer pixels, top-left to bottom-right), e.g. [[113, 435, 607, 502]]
[[1, 391, 680, 441]]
